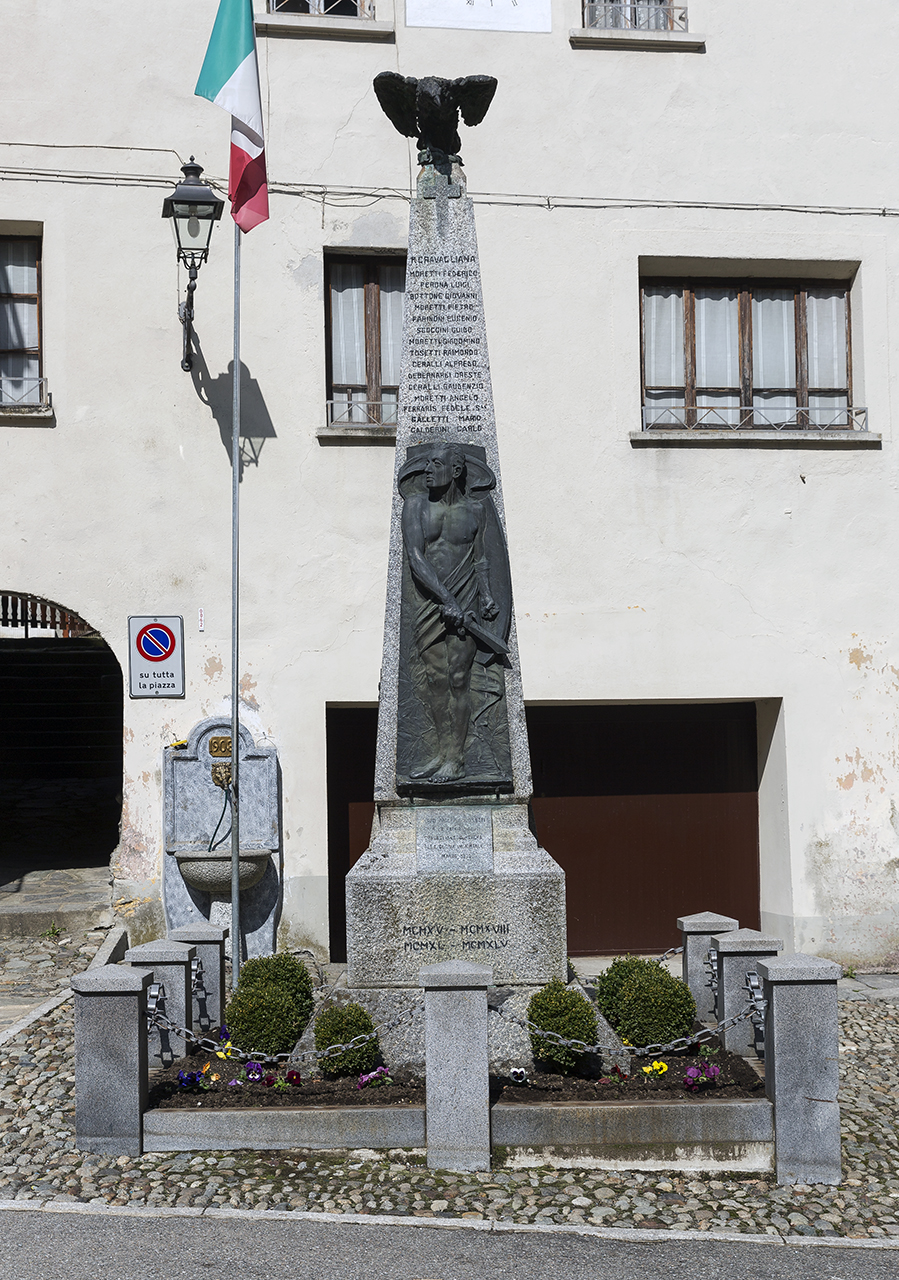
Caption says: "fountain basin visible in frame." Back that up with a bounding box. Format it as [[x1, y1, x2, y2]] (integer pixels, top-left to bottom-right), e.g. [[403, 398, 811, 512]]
[[173, 849, 272, 895]]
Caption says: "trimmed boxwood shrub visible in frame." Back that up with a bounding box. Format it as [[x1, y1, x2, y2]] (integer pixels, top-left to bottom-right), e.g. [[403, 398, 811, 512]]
[[225, 985, 306, 1058], [225, 952, 314, 1059], [314, 1002, 378, 1077], [527, 978, 598, 1075], [237, 952, 314, 1036], [616, 967, 696, 1049], [594, 955, 658, 1032]]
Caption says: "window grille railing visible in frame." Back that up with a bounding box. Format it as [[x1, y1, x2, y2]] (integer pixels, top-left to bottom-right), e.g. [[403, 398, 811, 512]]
[[584, 2, 687, 31], [642, 405, 869, 432], [327, 396, 398, 428], [268, 0, 376, 17], [0, 376, 50, 408]]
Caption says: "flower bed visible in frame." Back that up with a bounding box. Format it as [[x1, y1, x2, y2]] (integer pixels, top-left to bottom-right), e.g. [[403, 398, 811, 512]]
[[149, 1043, 760, 1111]]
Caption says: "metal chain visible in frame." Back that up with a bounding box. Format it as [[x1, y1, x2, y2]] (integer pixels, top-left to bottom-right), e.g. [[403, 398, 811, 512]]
[[146, 1000, 424, 1068], [656, 945, 684, 963], [498, 969, 768, 1061], [703, 946, 720, 999]]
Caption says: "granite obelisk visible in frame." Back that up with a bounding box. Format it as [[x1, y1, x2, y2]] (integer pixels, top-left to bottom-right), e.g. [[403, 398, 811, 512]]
[[345, 75, 566, 999]]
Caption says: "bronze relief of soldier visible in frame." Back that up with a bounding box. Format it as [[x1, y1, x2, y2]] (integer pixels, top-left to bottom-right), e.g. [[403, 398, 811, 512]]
[[396, 442, 513, 791]]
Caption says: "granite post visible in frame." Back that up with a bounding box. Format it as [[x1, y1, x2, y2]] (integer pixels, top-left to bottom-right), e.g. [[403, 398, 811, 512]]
[[345, 84, 566, 1044], [422, 961, 491, 1172], [711, 929, 782, 1055], [757, 954, 842, 1185], [71, 965, 153, 1156], [677, 911, 739, 1019], [169, 924, 228, 1036], [125, 939, 195, 1067]]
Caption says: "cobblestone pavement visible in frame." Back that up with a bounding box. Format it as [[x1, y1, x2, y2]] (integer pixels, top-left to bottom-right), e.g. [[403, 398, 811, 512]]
[[0, 931, 106, 1030], [1, 975, 899, 1240]]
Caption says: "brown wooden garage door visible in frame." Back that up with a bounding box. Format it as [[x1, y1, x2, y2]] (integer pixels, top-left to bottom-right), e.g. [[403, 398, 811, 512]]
[[528, 704, 760, 954]]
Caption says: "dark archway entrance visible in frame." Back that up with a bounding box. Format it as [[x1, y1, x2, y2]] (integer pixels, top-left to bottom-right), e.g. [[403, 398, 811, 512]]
[[0, 594, 123, 883], [325, 702, 760, 962]]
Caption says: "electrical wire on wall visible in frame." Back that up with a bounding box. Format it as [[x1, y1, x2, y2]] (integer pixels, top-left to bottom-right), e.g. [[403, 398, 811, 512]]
[[2, 144, 899, 220]]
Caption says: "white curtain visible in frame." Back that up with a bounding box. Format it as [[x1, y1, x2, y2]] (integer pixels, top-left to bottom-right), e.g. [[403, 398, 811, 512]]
[[644, 285, 684, 386], [595, 1, 668, 29], [330, 263, 365, 388], [0, 240, 37, 294], [752, 289, 796, 426], [379, 262, 405, 389], [643, 285, 683, 424], [634, 0, 669, 30], [807, 289, 848, 426], [694, 287, 740, 426], [0, 298, 37, 351], [0, 241, 39, 405], [0, 353, 39, 405]]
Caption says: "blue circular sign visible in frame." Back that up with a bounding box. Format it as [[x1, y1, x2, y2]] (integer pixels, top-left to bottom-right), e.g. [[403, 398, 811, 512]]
[[136, 623, 176, 663]]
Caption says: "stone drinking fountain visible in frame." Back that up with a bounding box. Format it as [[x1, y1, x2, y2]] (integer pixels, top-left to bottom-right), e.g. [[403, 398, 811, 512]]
[[162, 716, 281, 957]]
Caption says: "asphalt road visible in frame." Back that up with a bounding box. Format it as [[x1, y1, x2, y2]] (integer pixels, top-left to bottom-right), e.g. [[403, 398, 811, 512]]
[[0, 1211, 895, 1280]]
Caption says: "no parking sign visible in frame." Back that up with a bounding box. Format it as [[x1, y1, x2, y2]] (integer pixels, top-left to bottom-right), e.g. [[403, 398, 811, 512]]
[[128, 615, 185, 698]]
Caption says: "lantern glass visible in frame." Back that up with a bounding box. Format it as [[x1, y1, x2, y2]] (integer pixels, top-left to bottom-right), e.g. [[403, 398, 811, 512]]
[[174, 207, 215, 260], [162, 158, 224, 265]]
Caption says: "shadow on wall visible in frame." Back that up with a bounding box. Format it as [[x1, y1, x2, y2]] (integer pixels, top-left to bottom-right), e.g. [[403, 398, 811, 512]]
[[188, 337, 277, 479]]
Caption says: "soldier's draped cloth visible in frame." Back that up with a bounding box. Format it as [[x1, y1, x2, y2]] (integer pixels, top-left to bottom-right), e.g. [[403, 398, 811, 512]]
[[413, 541, 489, 664]]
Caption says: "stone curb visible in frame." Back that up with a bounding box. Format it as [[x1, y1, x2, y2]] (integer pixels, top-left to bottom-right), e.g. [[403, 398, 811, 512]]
[[0, 1200, 896, 1248], [0, 923, 127, 1048], [0, 989, 73, 1049], [88, 923, 129, 970]]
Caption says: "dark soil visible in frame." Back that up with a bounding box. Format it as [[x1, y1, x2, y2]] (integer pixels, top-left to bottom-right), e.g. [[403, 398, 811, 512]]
[[150, 1062, 426, 1110], [150, 1044, 762, 1110], [502, 1046, 764, 1103]]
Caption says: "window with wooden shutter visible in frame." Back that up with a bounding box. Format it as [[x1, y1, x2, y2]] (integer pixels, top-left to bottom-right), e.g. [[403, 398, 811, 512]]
[[641, 279, 862, 431], [326, 253, 406, 427], [0, 238, 43, 407]]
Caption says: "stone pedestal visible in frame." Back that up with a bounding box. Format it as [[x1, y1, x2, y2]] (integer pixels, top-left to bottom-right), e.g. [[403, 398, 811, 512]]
[[758, 954, 842, 1185], [125, 939, 195, 1067], [71, 965, 152, 1156], [711, 929, 782, 1055], [422, 961, 491, 1172], [169, 924, 228, 1036], [347, 805, 565, 988], [677, 911, 739, 1019]]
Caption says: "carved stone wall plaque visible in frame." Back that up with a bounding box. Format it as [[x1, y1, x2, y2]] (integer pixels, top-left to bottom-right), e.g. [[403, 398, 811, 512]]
[[415, 806, 494, 873]]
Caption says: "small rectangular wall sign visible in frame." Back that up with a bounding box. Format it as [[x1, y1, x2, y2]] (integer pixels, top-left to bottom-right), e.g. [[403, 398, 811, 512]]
[[128, 616, 185, 699], [405, 0, 551, 33]]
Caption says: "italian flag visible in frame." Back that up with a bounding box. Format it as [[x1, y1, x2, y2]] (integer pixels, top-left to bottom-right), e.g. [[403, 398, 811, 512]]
[[195, 0, 269, 232]]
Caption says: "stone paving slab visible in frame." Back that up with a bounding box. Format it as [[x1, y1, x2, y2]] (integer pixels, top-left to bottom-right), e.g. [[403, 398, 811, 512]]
[[1, 985, 899, 1238], [0, 867, 113, 940]]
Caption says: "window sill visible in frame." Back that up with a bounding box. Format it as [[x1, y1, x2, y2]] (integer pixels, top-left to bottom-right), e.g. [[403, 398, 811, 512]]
[[0, 403, 55, 427], [630, 430, 881, 449], [316, 424, 397, 443], [255, 13, 395, 39], [569, 27, 705, 51]]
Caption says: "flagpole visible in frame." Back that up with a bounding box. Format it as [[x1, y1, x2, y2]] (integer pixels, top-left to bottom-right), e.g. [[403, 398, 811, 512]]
[[230, 219, 242, 989]]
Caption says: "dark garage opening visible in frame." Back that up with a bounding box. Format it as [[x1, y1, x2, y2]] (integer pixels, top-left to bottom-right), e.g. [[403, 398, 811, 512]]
[[326, 702, 759, 962], [0, 595, 123, 882]]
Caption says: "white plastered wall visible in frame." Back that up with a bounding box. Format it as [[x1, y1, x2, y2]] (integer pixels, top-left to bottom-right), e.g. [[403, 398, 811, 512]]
[[3, 0, 899, 961]]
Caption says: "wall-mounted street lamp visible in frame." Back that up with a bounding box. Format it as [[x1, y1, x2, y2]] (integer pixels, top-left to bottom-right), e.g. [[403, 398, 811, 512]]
[[162, 158, 224, 370]]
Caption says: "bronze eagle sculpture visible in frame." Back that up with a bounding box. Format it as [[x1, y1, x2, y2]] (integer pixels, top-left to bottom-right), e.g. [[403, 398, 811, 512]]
[[373, 72, 497, 163]]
